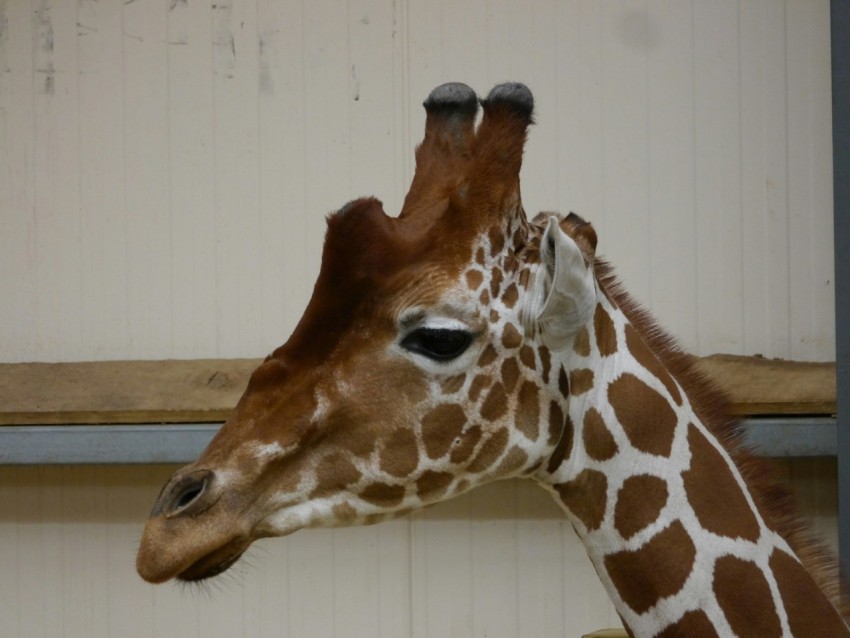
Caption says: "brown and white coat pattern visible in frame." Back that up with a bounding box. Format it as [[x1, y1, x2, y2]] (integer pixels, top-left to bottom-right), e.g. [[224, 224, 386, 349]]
[[138, 82, 848, 638]]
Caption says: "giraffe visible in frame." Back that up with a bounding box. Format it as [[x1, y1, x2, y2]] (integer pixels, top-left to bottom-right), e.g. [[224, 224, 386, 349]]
[[137, 82, 848, 637]]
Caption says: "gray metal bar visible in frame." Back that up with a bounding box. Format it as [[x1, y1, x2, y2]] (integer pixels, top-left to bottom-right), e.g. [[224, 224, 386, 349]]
[[741, 418, 837, 458], [0, 424, 222, 465], [0, 418, 836, 465], [832, 0, 850, 577]]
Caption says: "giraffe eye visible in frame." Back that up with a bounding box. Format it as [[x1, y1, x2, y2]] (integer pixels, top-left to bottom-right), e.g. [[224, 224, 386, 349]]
[[401, 328, 473, 361]]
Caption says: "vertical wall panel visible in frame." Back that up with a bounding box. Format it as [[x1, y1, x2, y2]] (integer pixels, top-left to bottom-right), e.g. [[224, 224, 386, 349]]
[[167, 0, 218, 359], [124, 1, 173, 358], [739, 0, 790, 358], [693, 0, 745, 356], [646, 1, 697, 348], [787, 0, 835, 360]]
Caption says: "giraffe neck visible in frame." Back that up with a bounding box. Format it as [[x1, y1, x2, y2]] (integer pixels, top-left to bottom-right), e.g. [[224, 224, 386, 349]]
[[536, 292, 849, 638]]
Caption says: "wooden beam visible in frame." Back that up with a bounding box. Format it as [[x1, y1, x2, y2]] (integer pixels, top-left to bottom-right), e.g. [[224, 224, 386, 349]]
[[0, 355, 837, 426], [0, 359, 259, 425], [693, 354, 836, 416]]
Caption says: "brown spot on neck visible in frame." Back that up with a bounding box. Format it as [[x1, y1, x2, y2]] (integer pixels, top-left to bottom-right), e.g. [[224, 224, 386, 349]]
[[624, 323, 682, 406], [594, 303, 618, 356], [769, 548, 850, 637], [515, 381, 540, 441], [683, 424, 760, 542], [501, 282, 519, 308], [569, 368, 595, 396], [555, 469, 608, 531], [713, 555, 782, 637], [501, 323, 522, 349], [608, 373, 677, 457], [582, 408, 618, 461], [614, 474, 668, 540], [603, 520, 696, 614]]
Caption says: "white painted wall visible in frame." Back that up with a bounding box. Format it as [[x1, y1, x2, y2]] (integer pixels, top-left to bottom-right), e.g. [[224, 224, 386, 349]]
[[0, 1, 838, 637], [0, 462, 838, 638], [0, 0, 834, 363]]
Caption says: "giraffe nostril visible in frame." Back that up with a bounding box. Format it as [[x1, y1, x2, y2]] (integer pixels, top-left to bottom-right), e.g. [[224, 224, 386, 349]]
[[175, 482, 205, 510], [152, 469, 215, 518]]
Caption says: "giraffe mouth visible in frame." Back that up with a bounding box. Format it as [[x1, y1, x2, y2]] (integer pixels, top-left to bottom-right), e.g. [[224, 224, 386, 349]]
[[176, 537, 252, 582]]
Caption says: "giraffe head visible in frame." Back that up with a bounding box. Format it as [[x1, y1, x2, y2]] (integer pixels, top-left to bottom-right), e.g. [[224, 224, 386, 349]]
[[136, 82, 601, 584]]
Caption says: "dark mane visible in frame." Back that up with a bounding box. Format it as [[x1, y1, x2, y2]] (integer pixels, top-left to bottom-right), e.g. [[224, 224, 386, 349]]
[[594, 257, 850, 620]]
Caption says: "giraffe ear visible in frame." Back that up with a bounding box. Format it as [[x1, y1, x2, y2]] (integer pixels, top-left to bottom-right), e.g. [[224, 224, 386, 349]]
[[532, 216, 597, 350]]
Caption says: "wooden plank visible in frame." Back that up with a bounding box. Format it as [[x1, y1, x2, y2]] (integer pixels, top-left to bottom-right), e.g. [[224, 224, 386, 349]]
[[0, 355, 836, 426], [693, 354, 837, 416], [0, 359, 260, 425]]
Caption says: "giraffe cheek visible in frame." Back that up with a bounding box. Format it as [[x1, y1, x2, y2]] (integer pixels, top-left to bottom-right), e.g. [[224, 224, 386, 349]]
[[312, 453, 362, 494], [415, 470, 454, 501], [467, 428, 509, 473], [421, 404, 468, 460], [378, 428, 421, 478], [449, 425, 483, 464]]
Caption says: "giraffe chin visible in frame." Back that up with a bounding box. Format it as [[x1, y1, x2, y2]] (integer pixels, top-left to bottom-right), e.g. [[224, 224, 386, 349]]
[[175, 537, 252, 582]]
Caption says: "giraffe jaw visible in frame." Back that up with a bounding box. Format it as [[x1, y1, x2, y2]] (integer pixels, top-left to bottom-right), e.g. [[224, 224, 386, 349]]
[[174, 536, 253, 582]]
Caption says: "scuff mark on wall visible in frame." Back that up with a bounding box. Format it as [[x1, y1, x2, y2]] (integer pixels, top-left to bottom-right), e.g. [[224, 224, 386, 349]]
[[258, 31, 274, 95], [351, 64, 359, 101], [33, 0, 55, 95], [76, 0, 98, 40], [213, 0, 236, 79], [167, 0, 188, 45]]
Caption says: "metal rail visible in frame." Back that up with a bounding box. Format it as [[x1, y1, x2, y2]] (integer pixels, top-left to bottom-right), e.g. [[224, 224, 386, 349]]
[[0, 418, 837, 465]]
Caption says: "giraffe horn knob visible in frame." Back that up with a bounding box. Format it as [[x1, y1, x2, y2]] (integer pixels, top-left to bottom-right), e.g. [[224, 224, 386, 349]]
[[481, 82, 534, 123], [423, 82, 479, 117], [421, 82, 479, 148]]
